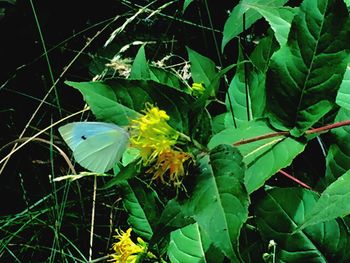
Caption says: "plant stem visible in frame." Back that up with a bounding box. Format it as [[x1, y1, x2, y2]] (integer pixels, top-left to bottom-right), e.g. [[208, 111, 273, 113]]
[[233, 131, 289, 146], [233, 120, 350, 146], [279, 169, 312, 190], [305, 120, 350, 135], [232, 121, 350, 190]]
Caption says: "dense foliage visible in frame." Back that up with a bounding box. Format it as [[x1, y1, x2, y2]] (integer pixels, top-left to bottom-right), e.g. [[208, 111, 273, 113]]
[[1, 0, 350, 262]]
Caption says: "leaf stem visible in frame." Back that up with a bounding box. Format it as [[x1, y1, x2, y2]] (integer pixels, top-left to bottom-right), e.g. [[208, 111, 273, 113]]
[[305, 120, 350, 135], [233, 120, 350, 146], [233, 131, 289, 146], [279, 169, 312, 190]]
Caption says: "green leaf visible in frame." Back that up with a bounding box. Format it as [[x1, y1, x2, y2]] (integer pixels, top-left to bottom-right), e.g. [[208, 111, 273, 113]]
[[194, 63, 238, 110], [222, 0, 288, 51], [65, 80, 139, 126], [101, 163, 139, 189], [250, 6, 296, 46], [122, 180, 163, 240], [187, 47, 217, 89], [149, 66, 189, 92], [249, 33, 279, 118], [212, 113, 227, 134], [185, 145, 249, 261], [122, 147, 140, 166], [336, 65, 350, 111], [65, 79, 194, 133], [130, 45, 150, 79], [245, 137, 305, 194], [248, 71, 267, 119], [255, 187, 350, 262], [250, 32, 278, 73], [208, 120, 283, 161], [300, 170, 350, 230], [151, 199, 195, 246], [208, 120, 305, 193], [266, 0, 350, 136], [168, 223, 206, 263], [190, 108, 212, 145], [182, 0, 194, 13], [324, 108, 350, 186], [226, 44, 252, 127], [345, 0, 350, 8]]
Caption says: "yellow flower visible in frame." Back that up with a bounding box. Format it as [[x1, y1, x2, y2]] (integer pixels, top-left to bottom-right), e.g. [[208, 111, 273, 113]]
[[129, 103, 192, 187], [190, 82, 205, 96], [130, 103, 179, 164], [110, 228, 147, 263], [148, 149, 191, 187]]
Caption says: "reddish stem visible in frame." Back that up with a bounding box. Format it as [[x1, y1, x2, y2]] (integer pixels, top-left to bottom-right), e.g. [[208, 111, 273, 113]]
[[233, 119, 350, 146], [279, 169, 312, 190], [305, 120, 350, 135], [232, 120, 350, 190], [233, 131, 289, 146]]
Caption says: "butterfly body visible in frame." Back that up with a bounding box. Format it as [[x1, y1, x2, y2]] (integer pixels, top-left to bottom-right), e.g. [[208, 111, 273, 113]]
[[59, 122, 129, 173]]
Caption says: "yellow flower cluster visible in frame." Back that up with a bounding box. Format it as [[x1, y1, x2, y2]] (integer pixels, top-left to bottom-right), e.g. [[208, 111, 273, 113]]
[[130, 103, 191, 186], [110, 228, 147, 263], [148, 150, 191, 187]]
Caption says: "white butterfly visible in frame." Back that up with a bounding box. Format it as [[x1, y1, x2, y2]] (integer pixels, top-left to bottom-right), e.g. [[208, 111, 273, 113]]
[[59, 122, 129, 173]]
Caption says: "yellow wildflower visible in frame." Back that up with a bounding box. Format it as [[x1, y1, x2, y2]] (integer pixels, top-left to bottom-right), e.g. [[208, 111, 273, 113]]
[[190, 82, 205, 96], [129, 103, 192, 187], [148, 149, 191, 187], [110, 228, 147, 263], [130, 103, 178, 164]]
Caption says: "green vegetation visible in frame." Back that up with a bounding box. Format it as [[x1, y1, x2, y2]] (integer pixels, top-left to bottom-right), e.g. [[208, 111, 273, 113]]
[[1, 0, 350, 262]]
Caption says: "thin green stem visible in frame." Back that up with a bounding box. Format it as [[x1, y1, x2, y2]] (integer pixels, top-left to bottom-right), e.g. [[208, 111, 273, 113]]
[[29, 0, 61, 116]]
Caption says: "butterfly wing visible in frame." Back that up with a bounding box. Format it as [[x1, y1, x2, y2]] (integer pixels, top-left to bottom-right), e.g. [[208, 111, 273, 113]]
[[59, 122, 129, 173]]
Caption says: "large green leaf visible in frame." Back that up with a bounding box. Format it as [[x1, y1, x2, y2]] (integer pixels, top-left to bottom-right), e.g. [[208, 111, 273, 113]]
[[150, 199, 195, 246], [130, 45, 150, 79], [336, 65, 350, 111], [244, 137, 305, 193], [226, 44, 252, 127], [65, 81, 138, 125], [250, 32, 278, 73], [249, 33, 279, 118], [208, 120, 305, 193], [266, 0, 350, 136], [249, 6, 296, 47], [65, 79, 194, 133], [122, 180, 163, 241], [208, 120, 276, 155], [184, 145, 249, 261], [168, 223, 206, 263], [324, 108, 350, 186], [300, 170, 350, 230], [255, 187, 350, 262], [187, 47, 217, 89], [222, 0, 288, 51]]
